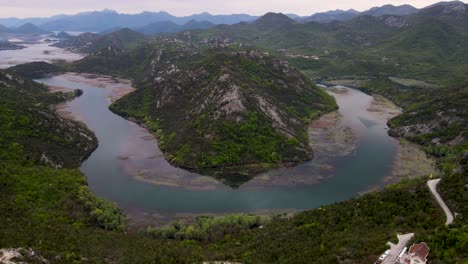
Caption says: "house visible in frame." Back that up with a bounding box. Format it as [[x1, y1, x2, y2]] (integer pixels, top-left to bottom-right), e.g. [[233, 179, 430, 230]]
[[398, 242, 430, 264]]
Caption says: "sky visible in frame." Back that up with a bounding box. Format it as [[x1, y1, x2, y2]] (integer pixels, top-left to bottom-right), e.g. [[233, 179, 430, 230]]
[[0, 0, 467, 18]]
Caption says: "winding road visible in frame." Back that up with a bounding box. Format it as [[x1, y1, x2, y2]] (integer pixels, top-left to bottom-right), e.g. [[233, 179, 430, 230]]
[[427, 179, 454, 225], [379, 179, 454, 264]]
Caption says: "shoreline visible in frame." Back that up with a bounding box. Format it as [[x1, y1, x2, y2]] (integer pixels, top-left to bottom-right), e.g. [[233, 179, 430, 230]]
[[322, 82, 437, 186]]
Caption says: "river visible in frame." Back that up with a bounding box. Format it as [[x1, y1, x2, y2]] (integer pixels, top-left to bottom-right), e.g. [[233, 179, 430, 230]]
[[1, 40, 412, 224], [37, 74, 403, 224]]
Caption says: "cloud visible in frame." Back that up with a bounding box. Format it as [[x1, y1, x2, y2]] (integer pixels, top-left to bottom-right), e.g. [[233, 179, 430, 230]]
[[0, 0, 466, 18]]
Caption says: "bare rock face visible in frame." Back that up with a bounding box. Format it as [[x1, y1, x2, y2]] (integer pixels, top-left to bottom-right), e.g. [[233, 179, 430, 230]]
[[390, 114, 464, 138], [388, 85, 467, 145], [442, 2, 466, 15], [0, 248, 48, 264], [384, 16, 409, 28], [110, 39, 337, 175]]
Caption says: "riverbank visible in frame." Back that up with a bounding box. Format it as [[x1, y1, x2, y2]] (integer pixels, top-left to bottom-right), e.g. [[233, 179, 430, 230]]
[[388, 139, 437, 183], [64, 72, 135, 102], [322, 82, 437, 185], [366, 93, 436, 181]]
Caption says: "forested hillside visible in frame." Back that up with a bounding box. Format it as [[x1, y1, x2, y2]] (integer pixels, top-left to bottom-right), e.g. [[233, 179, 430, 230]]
[[1, 1, 467, 262]]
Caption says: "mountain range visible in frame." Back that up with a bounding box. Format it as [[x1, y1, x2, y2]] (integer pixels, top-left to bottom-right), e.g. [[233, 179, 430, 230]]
[[0, 22, 52, 35], [0, 10, 257, 32], [0, 2, 465, 33]]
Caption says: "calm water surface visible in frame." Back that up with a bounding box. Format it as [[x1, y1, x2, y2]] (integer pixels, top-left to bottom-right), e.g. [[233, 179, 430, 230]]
[[38, 75, 399, 215], [0, 38, 83, 68]]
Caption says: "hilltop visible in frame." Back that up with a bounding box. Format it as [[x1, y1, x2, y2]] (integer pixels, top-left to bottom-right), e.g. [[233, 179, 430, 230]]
[[135, 19, 215, 35], [363, 4, 418, 16], [302, 4, 418, 23], [253, 12, 298, 30], [0, 22, 51, 35], [12, 23, 51, 35]]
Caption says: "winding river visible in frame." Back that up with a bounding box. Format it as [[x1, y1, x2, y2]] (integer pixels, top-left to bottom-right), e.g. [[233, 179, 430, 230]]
[[1, 39, 407, 223], [37, 74, 401, 221]]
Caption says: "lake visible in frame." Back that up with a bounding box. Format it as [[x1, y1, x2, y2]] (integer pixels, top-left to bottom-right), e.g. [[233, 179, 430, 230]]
[[0, 37, 83, 68]]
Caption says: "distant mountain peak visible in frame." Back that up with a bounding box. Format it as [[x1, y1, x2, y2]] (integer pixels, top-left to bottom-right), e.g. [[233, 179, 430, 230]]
[[325, 9, 360, 15], [364, 4, 418, 16], [101, 9, 118, 14], [18, 22, 35, 27], [420, 1, 467, 16], [255, 12, 297, 28], [14, 23, 50, 34], [302, 9, 361, 23], [426, 1, 465, 8], [155, 11, 172, 15]]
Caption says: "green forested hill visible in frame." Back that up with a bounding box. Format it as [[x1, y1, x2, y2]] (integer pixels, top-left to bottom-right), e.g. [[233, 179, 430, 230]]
[[62, 35, 338, 178], [107, 42, 336, 179], [0, 71, 97, 168]]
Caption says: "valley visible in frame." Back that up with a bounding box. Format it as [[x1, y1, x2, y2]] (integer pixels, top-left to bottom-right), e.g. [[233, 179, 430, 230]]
[[0, 1, 467, 263]]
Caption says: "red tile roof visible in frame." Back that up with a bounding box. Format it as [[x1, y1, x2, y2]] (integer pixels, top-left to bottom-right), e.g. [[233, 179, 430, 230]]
[[409, 242, 429, 262]]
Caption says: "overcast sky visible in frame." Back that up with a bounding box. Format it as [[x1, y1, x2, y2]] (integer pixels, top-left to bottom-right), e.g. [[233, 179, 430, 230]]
[[0, 0, 467, 18]]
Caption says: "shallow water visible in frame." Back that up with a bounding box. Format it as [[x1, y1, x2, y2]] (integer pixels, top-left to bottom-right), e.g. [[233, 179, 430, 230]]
[[0, 38, 83, 68], [38, 75, 399, 218]]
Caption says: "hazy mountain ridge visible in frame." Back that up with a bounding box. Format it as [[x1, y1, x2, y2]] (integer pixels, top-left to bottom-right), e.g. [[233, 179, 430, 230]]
[[302, 3, 418, 23], [301, 9, 360, 23], [363, 4, 418, 16], [1, 10, 257, 32], [0, 2, 464, 34], [0, 22, 51, 35], [53, 28, 146, 54], [135, 19, 216, 35], [0, 40, 24, 50]]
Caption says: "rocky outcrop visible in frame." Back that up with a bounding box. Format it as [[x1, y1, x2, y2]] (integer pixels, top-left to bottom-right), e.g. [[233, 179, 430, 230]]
[[390, 113, 464, 139], [0, 248, 47, 264], [384, 16, 409, 28]]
